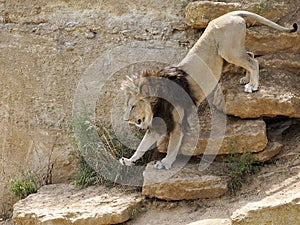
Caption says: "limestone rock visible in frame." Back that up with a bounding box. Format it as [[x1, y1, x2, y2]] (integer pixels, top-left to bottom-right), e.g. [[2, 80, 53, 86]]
[[253, 141, 282, 162], [142, 161, 228, 200], [231, 180, 300, 225], [258, 53, 300, 71], [12, 184, 142, 225], [213, 68, 300, 118], [158, 105, 268, 155], [188, 219, 232, 225], [245, 29, 300, 55], [185, 1, 240, 28], [186, 1, 289, 29]]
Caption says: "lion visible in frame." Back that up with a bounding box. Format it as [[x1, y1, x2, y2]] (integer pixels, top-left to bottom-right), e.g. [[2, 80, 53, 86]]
[[119, 11, 298, 169]]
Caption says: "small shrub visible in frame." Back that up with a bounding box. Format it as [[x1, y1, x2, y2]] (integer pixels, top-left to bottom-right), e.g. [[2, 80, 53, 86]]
[[72, 113, 148, 188], [73, 154, 102, 188], [8, 173, 38, 199], [226, 152, 262, 195]]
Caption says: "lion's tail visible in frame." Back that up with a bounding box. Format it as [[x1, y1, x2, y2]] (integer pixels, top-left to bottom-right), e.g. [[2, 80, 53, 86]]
[[231, 10, 298, 33]]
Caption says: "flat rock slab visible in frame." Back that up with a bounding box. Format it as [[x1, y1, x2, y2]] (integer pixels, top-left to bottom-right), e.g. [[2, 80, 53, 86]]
[[213, 68, 300, 118], [253, 141, 282, 162], [231, 179, 300, 225], [142, 160, 228, 200], [158, 103, 268, 155], [185, 1, 289, 29], [13, 184, 142, 225]]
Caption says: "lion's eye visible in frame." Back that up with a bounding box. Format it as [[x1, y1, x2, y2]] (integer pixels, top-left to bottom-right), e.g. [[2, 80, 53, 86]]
[[131, 105, 136, 110]]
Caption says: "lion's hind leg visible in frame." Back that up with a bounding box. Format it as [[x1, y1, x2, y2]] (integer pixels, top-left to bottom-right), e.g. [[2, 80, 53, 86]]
[[240, 52, 255, 85], [221, 50, 259, 93]]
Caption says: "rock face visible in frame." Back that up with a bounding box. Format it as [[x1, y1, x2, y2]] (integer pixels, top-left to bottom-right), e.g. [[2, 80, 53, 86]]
[[12, 184, 142, 225], [142, 161, 228, 200], [213, 69, 300, 118], [0, 0, 190, 214], [231, 180, 300, 225]]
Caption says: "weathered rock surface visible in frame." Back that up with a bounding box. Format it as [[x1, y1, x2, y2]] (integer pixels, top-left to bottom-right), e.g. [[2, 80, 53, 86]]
[[0, 0, 191, 215], [186, 1, 292, 29], [186, 1, 300, 55], [253, 141, 282, 162], [142, 161, 228, 200], [188, 219, 232, 225], [258, 53, 300, 71], [158, 105, 268, 155], [213, 68, 300, 118], [231, 179, 300, 225], [13, 184, 142, 225]]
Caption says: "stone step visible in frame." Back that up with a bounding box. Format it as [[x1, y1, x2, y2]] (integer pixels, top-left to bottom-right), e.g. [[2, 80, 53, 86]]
[[142, 160, 228, 201], [213, 68, 300, 118], [12, 184, 142, 225], [157, 103, 268, 156]]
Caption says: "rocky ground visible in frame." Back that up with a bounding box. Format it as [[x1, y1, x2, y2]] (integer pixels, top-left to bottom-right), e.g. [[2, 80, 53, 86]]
[[126, 121, 300, 225], [3, 120, 299, 225]]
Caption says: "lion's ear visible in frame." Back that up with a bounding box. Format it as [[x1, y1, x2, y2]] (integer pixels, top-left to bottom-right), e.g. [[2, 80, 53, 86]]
[[138, 78, 150, 97]]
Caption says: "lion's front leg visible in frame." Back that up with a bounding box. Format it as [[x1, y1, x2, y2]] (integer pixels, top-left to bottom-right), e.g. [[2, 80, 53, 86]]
[[155, 124, 184, 170], [119, 130, 159, 166]]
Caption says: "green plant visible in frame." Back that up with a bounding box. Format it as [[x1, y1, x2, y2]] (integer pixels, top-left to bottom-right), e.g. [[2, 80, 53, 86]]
[[259, 68, 268, 73], [8, 173, 39, 199], [73, 153, 102, 188], [257, 1, 268, 14], [226, 152, 262, 195], [131, 208, 138, 219]]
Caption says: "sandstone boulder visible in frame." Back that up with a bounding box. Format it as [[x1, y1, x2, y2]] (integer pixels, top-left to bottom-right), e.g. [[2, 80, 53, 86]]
[[13, 184, 142, 225], [231, 179, 300, 225], [213, 68, 300, 118], [186, 1, 290, 29], [158, 104, 268, 156], [253, 141, 282, 162], [142, 160, 228, 200]]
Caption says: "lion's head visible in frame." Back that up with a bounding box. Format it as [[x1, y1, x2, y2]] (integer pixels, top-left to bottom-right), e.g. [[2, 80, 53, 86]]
[[121, 70, 156, 130], [120, 67, 196, 132]]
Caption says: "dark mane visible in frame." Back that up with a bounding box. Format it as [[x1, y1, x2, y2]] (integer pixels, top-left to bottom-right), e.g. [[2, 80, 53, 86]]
[[140, 66, 197, 133]]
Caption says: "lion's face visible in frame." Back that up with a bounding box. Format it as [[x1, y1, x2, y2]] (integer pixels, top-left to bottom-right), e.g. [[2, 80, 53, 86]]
[[124, 94, 153, 130]]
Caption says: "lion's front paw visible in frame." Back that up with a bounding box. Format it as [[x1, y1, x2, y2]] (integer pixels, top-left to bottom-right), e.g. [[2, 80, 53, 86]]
[[154, 160, 171, 170], [119, 157, 135, 166], [244, 83, 258, 93]]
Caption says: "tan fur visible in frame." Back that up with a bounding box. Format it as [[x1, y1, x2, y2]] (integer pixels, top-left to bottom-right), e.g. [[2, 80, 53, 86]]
[[120, 11, 297, 169]]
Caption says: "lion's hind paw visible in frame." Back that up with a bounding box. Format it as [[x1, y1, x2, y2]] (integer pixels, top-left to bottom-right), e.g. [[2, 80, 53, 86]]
[[244, 83, 258, 93]]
